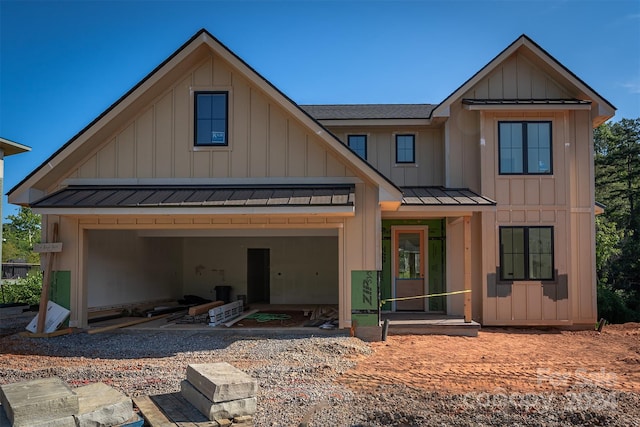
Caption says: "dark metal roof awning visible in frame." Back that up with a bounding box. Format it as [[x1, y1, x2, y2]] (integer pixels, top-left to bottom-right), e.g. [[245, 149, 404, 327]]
[[32, 184, 355, 210], [462, 98, 592, 110], [401, 187, 495, 206]]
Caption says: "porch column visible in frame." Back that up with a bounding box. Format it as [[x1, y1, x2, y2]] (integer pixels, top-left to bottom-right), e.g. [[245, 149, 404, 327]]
[[463, 215, 472, 323]]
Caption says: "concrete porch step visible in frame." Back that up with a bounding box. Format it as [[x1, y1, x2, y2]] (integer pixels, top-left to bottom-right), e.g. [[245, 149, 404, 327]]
[[383, 315, 480, 337]]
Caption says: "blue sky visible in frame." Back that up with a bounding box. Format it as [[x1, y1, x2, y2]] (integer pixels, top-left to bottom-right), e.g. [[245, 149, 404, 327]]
[[1, 0, 639, 220]]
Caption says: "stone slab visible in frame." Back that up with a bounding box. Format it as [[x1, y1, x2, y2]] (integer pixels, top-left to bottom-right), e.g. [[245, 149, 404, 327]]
[[74, 382, 134, 427], [0, 377, 79, 427], [186, 363, 257, 403], [181, 380, 256, 420]]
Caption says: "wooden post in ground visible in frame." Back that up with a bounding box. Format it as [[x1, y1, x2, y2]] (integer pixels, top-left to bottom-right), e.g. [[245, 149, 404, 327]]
[[463, 216, 472, 323], [35, 223, 60, 333]]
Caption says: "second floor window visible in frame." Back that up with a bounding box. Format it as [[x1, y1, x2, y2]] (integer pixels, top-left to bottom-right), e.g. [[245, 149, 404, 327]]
[[396, 134, 415, 163], [195, 91, 228, 146], [348, 135, 367, 160], [499, 121, 551, 174]]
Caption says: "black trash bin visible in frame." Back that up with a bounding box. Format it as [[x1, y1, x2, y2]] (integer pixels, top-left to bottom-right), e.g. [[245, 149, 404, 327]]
[[215, 285, 231, 304]]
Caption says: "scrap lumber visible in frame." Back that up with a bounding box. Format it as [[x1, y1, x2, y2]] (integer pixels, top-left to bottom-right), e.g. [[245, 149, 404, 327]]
[[87, 314, 170, 334], [19, 328, 74, 338], [36, 223, 58, 333], [188, 301, 224, 316], [224, 309, 259, 328], [132, 396, 174, 427]]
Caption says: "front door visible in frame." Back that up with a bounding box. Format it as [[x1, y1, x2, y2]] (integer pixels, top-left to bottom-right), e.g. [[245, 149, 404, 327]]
[[393, 227, 427, 311]]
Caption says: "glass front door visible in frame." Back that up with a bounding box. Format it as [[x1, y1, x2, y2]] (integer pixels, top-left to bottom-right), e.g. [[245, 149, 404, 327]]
[[393, 228, 426, 311]]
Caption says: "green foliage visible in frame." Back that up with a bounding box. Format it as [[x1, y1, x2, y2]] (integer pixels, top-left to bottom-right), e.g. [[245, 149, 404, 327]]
[[2, 207, 41, 263], [595, 118, 640, 323], [0, 271, 43, 305]]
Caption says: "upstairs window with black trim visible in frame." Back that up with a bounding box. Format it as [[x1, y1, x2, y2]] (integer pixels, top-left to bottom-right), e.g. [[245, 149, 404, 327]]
[[499, 121, 551, 174], [347, 135, 367, 160], [500, 226, 554, 281], [195, 91, 228, 146], [396, 134, 415, 163]]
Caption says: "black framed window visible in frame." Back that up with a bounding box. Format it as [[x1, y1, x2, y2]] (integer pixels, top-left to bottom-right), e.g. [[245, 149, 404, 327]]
[[347, 135, 367, 160], [396, 134, 415, 163], [500, 226, 554, 281], [499, 122, 551, 174], [195, 91, 228, 146]]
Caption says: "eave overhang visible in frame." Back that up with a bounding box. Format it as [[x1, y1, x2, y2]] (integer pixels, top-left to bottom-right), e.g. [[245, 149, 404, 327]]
[[462, 99, 592, 111]]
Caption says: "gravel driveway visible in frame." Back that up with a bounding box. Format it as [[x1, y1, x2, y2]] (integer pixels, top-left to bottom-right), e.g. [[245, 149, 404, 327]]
[[1, 315, 639, 426]]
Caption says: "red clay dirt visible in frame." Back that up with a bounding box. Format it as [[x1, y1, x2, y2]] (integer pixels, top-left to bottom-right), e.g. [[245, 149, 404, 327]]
[[340, 323, 640, 394]]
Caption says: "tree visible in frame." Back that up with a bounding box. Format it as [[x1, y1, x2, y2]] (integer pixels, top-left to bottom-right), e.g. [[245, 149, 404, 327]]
[[2, 207, 41, 263], [595, 118, 640, 322]]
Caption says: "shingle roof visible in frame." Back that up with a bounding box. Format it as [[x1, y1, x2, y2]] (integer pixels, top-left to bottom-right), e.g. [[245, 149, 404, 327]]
[[401, 187, 495, 206], [32, 185, 355, 208], [300, 104, 436, 120]]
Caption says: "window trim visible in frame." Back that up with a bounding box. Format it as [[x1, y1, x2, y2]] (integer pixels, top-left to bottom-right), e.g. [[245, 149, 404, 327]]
[[395, 134, 415, 164], [347, 134, 368, 160], [498, 121, 552, 175], [194, 91, 229, 147], [499, 226, 555, 281]]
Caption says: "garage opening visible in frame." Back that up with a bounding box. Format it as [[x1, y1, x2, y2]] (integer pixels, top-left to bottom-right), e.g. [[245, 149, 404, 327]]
[[85, 229, 339, 326]]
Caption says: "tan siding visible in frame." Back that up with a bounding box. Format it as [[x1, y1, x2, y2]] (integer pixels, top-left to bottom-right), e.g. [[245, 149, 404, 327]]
[[97, 138, 116, 178], [465, 53, 573, 100], [249, 90, 269, 177], [174, 76, 192, 177], [268, 106, 288, 176], [68, 49, 360, 182], [117, 123, 135, 177], [287, 124, 306, 176], [136, 108, 154, 178], [155, 92, 173, 176], [193, 57, 212, 86], [306, 136, 326, 176]]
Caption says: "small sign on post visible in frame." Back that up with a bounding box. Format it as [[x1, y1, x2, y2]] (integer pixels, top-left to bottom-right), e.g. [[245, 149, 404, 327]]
[[34, 242, 63, 253]]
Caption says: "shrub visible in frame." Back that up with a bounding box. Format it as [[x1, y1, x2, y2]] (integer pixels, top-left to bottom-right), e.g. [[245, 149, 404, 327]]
[[0, 271, 43, 305]]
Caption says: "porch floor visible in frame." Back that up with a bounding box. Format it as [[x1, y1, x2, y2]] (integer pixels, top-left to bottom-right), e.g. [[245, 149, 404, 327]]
[[382, 312, 480, 337]]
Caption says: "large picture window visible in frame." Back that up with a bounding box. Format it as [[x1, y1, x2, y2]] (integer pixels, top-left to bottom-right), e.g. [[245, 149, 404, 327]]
[[195, 92, 228, 146], [499, 122, 551, 174], [500, 226, 554, 281], [396, 134, 415, 163], [348, 135, 367, 160]]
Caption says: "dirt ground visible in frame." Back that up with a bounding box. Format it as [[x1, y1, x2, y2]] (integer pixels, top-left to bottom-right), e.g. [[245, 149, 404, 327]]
[[340, 323, 640, 394]]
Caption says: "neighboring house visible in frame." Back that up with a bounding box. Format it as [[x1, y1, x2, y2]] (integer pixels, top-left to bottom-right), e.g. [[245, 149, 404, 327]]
[[8, 29, 614, 329]]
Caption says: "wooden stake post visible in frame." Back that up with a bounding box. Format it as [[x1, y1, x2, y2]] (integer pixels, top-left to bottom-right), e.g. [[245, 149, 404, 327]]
[[34, 223, 62, 334]]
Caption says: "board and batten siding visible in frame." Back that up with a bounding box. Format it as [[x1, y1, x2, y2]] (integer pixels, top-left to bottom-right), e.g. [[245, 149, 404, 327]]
[[329, 127, 445, 187], [66, 53, 351, 183], [463, 51, 573, 100], [479, 110, 596, 325]]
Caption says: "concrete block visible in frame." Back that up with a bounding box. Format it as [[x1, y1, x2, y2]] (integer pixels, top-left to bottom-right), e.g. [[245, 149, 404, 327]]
[[74, 382, 134, 427], [0, 377, 79, 427], [181, 380, 256, 420], [186, 363, 257, 403]]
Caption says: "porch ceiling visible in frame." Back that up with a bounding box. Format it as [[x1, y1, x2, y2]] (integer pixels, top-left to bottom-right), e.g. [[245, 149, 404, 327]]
[[31, 184, 355, 209]]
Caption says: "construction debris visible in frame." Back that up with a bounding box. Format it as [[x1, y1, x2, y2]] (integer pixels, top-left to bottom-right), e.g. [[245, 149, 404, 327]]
[[134, 363, 257, 426], [0, 377, 139, 427]]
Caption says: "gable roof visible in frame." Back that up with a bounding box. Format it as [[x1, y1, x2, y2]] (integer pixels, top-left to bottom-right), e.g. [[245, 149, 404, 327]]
[[0, 137, 31, 156], [8, 29, 401, 204], [431, 34, 615, 126]]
